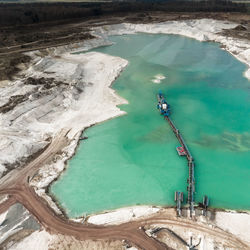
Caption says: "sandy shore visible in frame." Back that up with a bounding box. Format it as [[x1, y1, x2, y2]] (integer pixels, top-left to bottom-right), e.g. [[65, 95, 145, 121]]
[[0, 18, 250, 249], [92, 19, 250, 80]]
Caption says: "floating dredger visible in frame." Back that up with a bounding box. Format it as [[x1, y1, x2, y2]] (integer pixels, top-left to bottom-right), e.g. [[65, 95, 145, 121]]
[[157, 91, 170, 117]]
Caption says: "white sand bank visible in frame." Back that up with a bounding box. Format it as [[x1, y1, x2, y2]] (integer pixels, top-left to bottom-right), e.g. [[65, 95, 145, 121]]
[[8, 229, 125, 250], [0, 51, 128, 178], [87, 206, 160, 225], [9, 230, 55, 250], [215, 210, 250, 243], [25, 51, 128, 139], [0, 210, 8, 225], [93, 19, 250, 80]]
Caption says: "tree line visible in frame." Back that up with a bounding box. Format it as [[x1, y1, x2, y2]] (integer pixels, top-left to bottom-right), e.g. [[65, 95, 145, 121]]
[[0, 0, 247, 26]]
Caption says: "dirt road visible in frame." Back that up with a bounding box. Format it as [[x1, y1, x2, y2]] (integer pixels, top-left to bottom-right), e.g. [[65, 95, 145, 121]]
[[0, 129, 68, 191], [0, 129, 167, 250], [0, 129, 249, 250]]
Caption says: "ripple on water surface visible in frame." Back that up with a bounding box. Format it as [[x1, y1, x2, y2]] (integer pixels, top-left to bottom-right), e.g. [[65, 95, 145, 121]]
[[51, 34, 250, 217]]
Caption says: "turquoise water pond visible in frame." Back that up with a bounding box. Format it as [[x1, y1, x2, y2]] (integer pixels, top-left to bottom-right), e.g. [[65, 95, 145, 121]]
[[51, 34, 250, 217]]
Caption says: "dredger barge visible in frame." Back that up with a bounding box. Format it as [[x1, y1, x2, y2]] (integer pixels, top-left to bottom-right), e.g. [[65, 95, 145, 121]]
[[157, 91, 195, 216]]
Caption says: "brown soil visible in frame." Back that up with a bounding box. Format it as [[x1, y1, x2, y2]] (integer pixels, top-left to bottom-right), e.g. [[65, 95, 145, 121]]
[[0, 53, 30, 81]]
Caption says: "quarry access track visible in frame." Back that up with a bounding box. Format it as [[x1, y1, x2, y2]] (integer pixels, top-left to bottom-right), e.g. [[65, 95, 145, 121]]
[[0, 129, 249, 250]]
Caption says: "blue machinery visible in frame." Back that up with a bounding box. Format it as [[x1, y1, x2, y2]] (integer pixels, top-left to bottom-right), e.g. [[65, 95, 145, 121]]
[[157, 92, 195, 216], [157, 91, 170, 117]]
